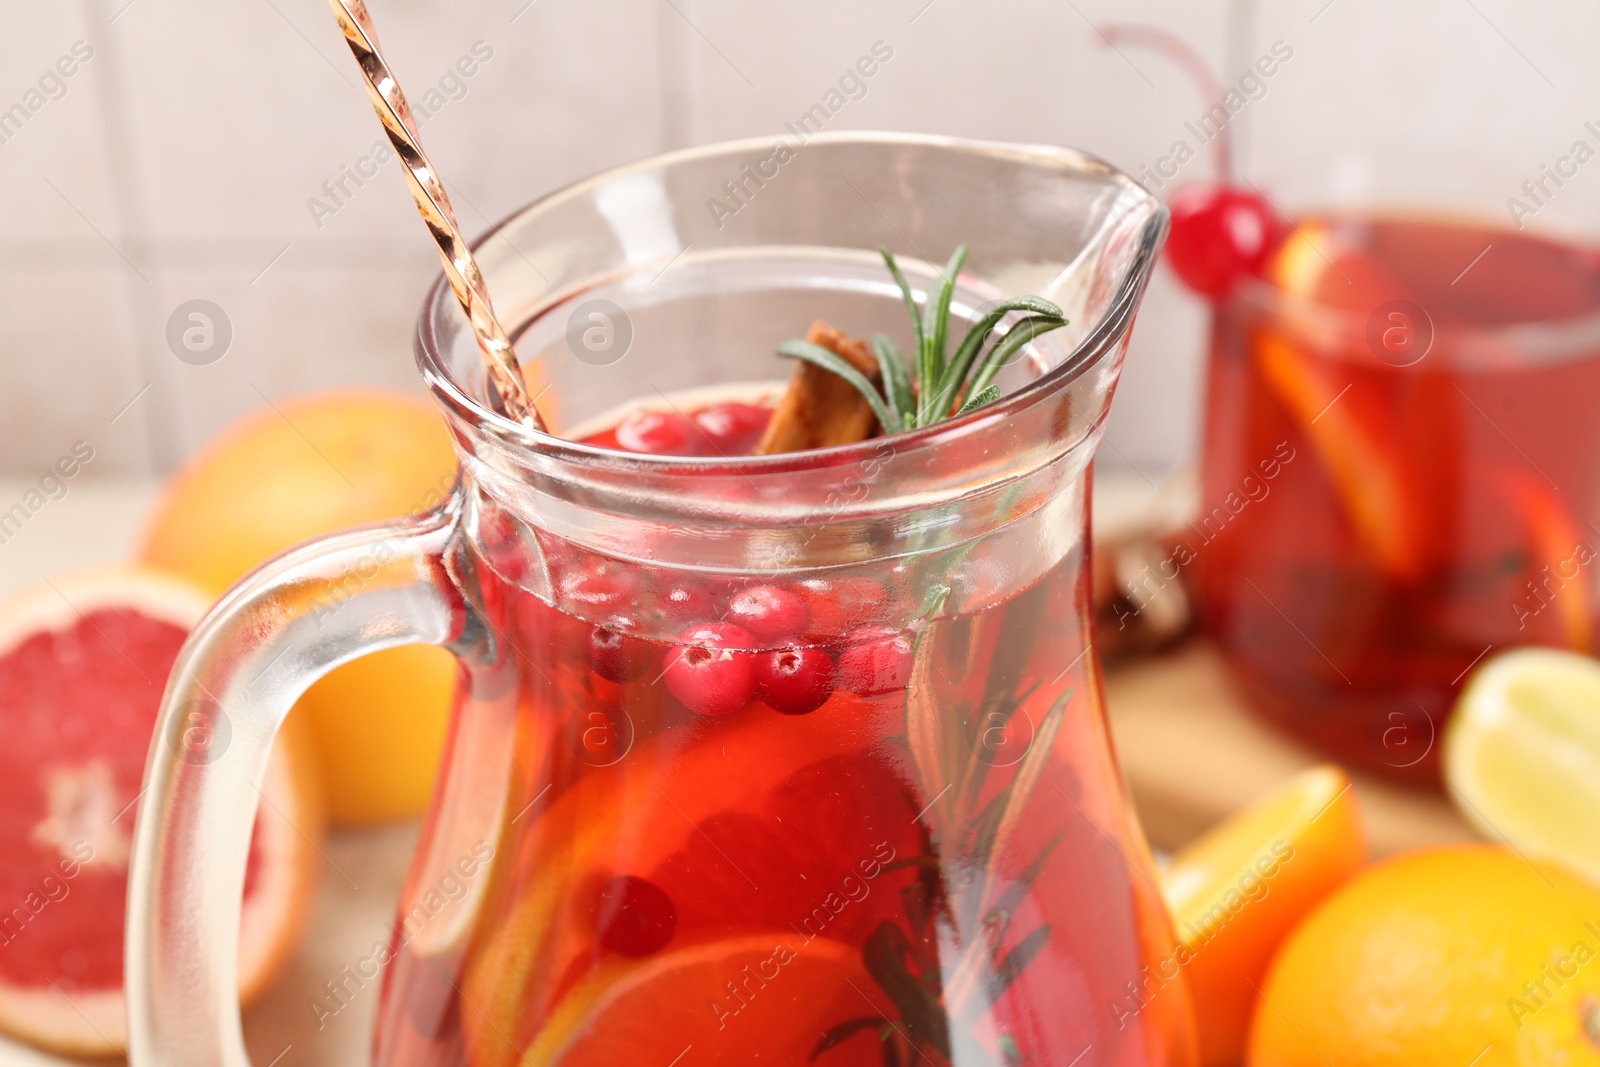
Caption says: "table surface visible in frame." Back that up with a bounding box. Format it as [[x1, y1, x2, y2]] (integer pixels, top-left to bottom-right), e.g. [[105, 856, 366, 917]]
[[0, 477, 1476, 1066]]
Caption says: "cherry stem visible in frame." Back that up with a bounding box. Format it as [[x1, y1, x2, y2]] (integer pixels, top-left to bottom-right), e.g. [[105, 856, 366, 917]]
[[1099, 23, 1234, 185]]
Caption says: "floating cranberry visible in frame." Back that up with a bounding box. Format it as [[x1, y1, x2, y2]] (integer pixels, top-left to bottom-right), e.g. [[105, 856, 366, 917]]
[[615, 408, 699, 456], [662, 621, 757, 717], [402, 956, 462, 1041], [660, 580, 715, 623], [592, 874, 677, 957], [692, 402, 772, 455], [1164, 184, 1279, 299], [559, 560, 639, 616], [755, 645, 837, 716], [837, 626, 913, 696], [586, 618, 651, 682], [726, 585, 809, 642], [796, 577, 889, 635]]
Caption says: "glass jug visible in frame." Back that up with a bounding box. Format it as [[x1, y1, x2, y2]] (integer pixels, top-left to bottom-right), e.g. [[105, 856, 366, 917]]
[[126, 133, 1188, 1067]]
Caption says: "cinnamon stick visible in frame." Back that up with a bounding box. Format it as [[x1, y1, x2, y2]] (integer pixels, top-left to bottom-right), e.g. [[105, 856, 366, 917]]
[[754, 321, 883, 454]]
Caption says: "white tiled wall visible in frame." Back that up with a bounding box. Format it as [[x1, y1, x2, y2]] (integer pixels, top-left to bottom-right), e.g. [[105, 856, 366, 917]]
[[2, 0, 1594, 476]]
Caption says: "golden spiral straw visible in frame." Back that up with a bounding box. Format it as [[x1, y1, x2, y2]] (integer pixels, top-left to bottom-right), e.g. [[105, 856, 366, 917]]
[[328, 0, 543, 431]]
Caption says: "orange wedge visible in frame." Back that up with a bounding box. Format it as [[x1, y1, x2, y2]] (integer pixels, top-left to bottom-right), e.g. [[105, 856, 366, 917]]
[[1493, 467, 1594, 651], [1160, 766, 1366, 1067], [517, 934, 885, 1066], [1258, 221, 1424, 581]]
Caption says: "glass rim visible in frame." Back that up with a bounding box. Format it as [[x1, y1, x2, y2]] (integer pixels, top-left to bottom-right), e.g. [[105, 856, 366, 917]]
[[414, 130, 1168, 474], [1227, 235, 1600, 366]]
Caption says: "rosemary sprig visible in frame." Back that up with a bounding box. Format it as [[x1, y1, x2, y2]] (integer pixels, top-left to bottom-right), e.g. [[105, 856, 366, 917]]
[[813, 590, 1074, 1066], [777, 246, 1070, 432]]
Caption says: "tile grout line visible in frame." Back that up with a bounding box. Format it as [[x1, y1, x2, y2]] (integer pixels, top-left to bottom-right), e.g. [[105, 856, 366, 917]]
[[655, 0, 696, 152], [80, 0, 185, 474]]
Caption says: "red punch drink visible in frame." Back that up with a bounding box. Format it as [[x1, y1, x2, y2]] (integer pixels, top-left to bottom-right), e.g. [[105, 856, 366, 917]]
[[1193, 213, 1600, 779], [372, 388, 1193, 1066]]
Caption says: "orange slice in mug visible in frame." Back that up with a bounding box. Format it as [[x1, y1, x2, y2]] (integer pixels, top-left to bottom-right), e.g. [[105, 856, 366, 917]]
[[1493, 467, 1594, 651], [1255, 219, 1424, 581]]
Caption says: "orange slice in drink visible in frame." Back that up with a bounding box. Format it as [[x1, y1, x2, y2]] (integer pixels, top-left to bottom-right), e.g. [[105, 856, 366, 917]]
[[1257, 220, 1424, 581], [1160, 766, 1366, 1067], [1493, 467, 1594, 651], [461, 696, 918, 1065], [520, 934, 884, 1066]]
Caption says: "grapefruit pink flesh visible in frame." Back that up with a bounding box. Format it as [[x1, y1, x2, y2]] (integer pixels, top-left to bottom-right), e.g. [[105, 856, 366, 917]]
[[0, 608, 191, 994], [0, 568, 320, 1056]]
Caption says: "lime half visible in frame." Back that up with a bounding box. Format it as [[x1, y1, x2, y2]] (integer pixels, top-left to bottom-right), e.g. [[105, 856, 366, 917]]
[[1445, 647, 1600, 887]]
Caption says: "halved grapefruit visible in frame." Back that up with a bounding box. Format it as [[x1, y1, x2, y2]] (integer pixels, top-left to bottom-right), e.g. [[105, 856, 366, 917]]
[[0, 566, 321, 1057]]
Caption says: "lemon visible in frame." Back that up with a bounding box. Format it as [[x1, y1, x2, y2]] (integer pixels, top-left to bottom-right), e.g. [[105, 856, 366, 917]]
[[1445, 647, 1600, 886]]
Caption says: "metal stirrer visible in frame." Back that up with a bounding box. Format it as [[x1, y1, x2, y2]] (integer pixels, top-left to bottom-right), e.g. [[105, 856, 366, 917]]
[[327, 0, 544, 431]]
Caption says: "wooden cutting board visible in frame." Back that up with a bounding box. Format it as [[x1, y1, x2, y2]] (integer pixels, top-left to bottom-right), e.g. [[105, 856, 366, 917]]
[[1104, 640, 1478, 857]]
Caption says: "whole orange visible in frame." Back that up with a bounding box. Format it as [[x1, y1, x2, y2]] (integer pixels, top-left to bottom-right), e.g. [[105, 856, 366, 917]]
[[1249, 845, 1600, 1067], [140, 391, 460, 825]]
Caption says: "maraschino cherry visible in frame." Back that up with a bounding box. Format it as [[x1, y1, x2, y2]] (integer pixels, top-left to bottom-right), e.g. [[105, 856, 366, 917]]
[[1165, 186, 1277, 299], [1102, 24, 1281, 299]]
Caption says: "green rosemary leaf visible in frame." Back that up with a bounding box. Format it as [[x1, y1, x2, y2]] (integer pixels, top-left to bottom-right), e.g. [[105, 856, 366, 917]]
[[980, 833, 1064, 949], [776, 340, 901, 435], [903, 586, 954, 833], [880, 1029, 903, 1067], [964, 782, 1011, 866], [811, 1017, 886, 1060], [966, 314, 1068, 401], [977, 690, 1069, 874], [878, 854, 942, 875], [902, 882, 931, 940], [879, 247, 923, 357], [990, 924, 1052, 1000], [954, 385, 1000, 416], [863, 923, 952, 1060], [931, 296, 1064, 421], [869, 333, 914, 430], [921, 245, 969, 407], [951, 681, 1045, 843], [989, 833, 1062, 921]]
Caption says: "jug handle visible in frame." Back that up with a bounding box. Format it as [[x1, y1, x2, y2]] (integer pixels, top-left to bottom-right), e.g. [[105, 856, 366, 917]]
[[126, 492, 470, 1066]]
